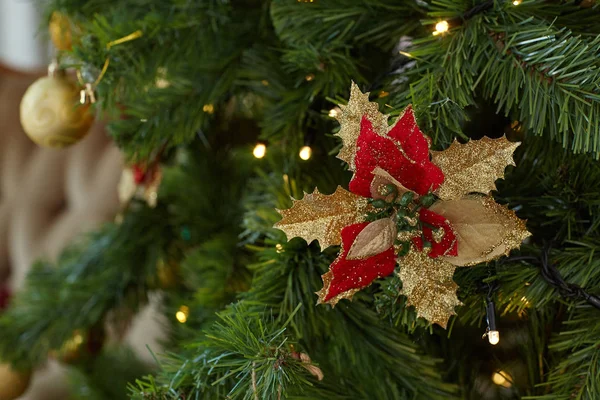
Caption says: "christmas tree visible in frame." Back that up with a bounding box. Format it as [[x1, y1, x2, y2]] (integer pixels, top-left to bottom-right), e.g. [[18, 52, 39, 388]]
[[1, 0, 600, 399]]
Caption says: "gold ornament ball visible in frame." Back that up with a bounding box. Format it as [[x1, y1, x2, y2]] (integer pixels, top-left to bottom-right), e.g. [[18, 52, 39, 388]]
[[155, 259, 180, 289], [0, 363, 31, 400], [20, 76, 94, 148], [49, 12, 73, 51]]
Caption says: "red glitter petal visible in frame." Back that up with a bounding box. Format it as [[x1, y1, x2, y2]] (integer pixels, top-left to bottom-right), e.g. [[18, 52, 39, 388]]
[[412, 208, 458, 258], [132, 165, 146, 184], [349, 115, 444, 197], [323, 222, 396, 302]]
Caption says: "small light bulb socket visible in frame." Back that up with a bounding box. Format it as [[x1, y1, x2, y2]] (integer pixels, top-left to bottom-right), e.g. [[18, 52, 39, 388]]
[[486, 300, 497, 331]]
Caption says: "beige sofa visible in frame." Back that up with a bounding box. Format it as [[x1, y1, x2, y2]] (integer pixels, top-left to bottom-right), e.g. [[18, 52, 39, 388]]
[[0, 70, 166, 399]]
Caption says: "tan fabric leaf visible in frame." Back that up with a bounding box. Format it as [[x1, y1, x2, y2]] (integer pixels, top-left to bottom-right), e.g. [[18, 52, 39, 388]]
[[274, 186, 369, 249], [431, 137, 520, 200], [369, 167, 413, 201], [398, 249, 461, 329], [335, 82, 389, 170], [346, 218, 396, 260], [430, 196, 531, 266]]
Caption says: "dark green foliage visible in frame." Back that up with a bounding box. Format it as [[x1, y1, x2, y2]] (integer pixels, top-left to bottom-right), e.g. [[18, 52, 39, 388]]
[[2, 0, 600, 399]]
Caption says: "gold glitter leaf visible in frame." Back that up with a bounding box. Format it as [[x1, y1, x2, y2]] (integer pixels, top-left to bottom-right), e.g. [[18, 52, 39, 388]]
[[430, 196, 531, 266], [335, 82, 389, 170], [398, 249, 461, 329], [346, 218, 396, 260], [431, 137, 520, 200], [274, 186, 369, 249]]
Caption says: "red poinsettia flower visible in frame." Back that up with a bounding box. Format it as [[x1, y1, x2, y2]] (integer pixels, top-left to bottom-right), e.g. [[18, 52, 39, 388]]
[[316, 106, 457, 304], [349, 107, 444, 198], [276, 84, 529, 328]]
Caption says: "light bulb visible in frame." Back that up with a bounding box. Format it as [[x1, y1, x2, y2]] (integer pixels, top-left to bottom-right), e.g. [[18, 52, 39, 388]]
[[512, 0, 521, 4], [433, 21, 449, 36], [176, 305, 189, 324], [253, 143, 267, 159], [492, 371, 512, 388], [299, 145, 312, 160], [328, 107, 340, 118], [488, 330, 500, 345], [203, 104, 214, 114], [275, 244, 284, 253]]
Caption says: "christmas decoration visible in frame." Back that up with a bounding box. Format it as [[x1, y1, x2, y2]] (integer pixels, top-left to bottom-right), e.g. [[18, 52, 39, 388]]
[[275, 187, 369, 249], [483, 298, 500, 345], [253, 142, 267, 158], [430, 138, 519, 201], [289, 348, 324, 381], [149, 258, 180, 289], [118, 164, 163, 208], [49, 11, 75, 51], [397, 250, 461, 327], [276, 83, 530, 328], [50, 328, 105, 364], [0, 363, 31, 400], [0, 286, 10, 311], [19, 73, 93, 148]]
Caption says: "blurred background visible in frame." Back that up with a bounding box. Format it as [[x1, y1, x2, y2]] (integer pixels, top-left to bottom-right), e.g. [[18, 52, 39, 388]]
[[0, 0, 50, 72], [0, 1, 164, 398]]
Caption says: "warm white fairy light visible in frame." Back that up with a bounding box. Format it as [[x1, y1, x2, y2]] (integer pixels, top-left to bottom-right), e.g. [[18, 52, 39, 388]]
[[176, 305, 189, 324], [492, 371, 512, 388], [512, 0, 521, 5], [487, 330, 500, 345], [299, 146, 312, 160], [328, 107, 341, 118], [433, 20, 449, 36], [253, 143, 267, 159]]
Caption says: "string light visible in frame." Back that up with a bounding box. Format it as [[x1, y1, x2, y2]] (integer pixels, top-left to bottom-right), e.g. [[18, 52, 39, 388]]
[[492, 371, 513, 388], [176, 305, 189, 324], [299, 145, 312, 160], [483, 298, 500, 345], [275, 244, 284, 253], [253, 143, 267, 159], [487, 330, 500, 345], [305, 74, 315, 82], [203, 104, 215, 114], [433, 20, 450, 36], [512, 0, 521, 4], [328, 107, 341, 118], [155, 67, 170, 89]]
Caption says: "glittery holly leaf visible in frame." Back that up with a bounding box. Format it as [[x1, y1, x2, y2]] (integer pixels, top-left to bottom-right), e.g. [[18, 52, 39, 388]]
[[431, 137, 520, 200], [317, 222, 396, 306], [398, 249, 461, 328], [335, 82, 388, 171], [430, 195, 531, 266], [275, 186, 369, 249]]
